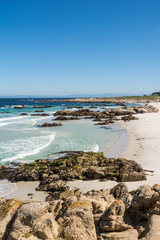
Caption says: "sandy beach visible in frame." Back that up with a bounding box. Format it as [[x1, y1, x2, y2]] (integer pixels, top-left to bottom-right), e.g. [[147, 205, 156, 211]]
[[69, 102, 160, 192], [3, 102, 160, 199], [4, 181, 48, 201]]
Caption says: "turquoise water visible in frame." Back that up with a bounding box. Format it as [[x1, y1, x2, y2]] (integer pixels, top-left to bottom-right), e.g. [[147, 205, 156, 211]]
[[0, 98, 132, 196]]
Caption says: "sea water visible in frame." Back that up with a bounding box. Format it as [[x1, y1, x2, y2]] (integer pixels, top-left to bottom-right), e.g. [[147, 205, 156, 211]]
[[0, 98, 135, 196]]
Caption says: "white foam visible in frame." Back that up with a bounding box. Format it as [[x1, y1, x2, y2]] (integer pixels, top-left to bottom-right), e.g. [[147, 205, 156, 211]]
[[85, 144, 99, 153], [0, 116, 29, 122], [92, 144, 99, 152], [31, 116, 52, 126], [1, 133, 55, 162], [0, 180, 17, 197], [0, 122, 9, 127]]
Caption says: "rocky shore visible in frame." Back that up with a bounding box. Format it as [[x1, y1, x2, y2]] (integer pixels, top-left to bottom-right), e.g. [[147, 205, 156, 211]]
[[1, 182, 160, 239], [1, 103, 160, 239], [0, 151, 154, 240]]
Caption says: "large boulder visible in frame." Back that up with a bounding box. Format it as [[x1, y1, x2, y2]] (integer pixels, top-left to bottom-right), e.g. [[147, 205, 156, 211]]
[[0, 198, 22, 239], [40, 122, 62, 127], [98, 229, 138, 240], [99, 200, 132, 232], [84, 166, 105, 179], [130, 185, 160, 221], [111, 183, 132, 207], [36, 179, 69, 192], [141, 215, 160, 240], [61, 201, 97, 240], [7, 200, 59, 240]]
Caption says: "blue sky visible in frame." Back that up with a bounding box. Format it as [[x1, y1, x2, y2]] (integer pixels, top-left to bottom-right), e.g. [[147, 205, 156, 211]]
[[0, 0, 160, 96]]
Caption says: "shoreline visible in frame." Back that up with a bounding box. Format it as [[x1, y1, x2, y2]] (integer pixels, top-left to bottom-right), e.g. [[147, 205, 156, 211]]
[[2, 102, 160, 199], [3, 181, 48, 201], [69, 102, 160, 192]]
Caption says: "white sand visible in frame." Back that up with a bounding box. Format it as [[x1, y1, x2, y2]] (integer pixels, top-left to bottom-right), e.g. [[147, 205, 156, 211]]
[[4, 102, 160, 198], [4, 181, 48, 201], [69, 102, 160, 192]]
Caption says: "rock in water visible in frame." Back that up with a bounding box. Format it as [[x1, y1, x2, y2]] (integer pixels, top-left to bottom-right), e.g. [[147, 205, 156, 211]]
[[40, 122, 62, 127]]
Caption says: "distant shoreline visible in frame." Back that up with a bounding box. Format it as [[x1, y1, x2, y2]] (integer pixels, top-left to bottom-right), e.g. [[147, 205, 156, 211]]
[[39, 96, 160, 103]]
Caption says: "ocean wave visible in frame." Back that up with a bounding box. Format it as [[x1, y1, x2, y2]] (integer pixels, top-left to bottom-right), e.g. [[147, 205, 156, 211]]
[[0, 122, 9, 127], [0, 116, 29, 122], [91, 144, 99, 152], [1, 133, 55, 163], [0, 180, 17, 197]]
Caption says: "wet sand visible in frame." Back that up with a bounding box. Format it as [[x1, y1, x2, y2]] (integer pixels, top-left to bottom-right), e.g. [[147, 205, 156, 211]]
[[4, 181, 48, 201]]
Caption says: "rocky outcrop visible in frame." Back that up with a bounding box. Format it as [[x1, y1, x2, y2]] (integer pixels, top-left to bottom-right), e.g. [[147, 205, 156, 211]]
[[20, 113, 28, 115], [34, 110, 44, 112], [1, 151, 146, 183], [141, 215, 160, 240], [31, 113, 50, 116], [55, 116, 79, 120], [130, 184, 160, 220], [1, 183, 160, 239], [98, 229, 138, 240], [121, 115, 138, 121], [54, 109, 95, 116], [7, 200, 59, 240], [99, 200, 132, 232], [40, 122, 62, 127], [61, 201, 97, 240], [33, 105, 52, 108], [36, 178, 69, 192], [0, 198, 22, 239]]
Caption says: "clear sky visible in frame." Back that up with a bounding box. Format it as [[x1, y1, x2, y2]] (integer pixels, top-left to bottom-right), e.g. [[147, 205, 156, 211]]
[[0, 0, 160, 96]]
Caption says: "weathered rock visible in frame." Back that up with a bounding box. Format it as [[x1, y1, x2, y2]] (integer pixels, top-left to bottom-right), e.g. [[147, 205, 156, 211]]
[[98, 229, 138, 240], [14, 105, 25, 109], [84, 166, 105, 179], [20, 112, 28, 115], [55, 116, 79, 120], [111, 183, 132, 207], [31, 113, 50, 116], [40, 122, 62, 127], [8, 200, 59, 240], [33, 105, 52, 108], [99, 200, 132, 232], [0, 198, 22, 239], [1, 151, 146, 184], [141, 215, 160, 240], [130, 185, 160, 220], [62, 201, 97, 240], [121, 115, 138, 121], [36, 179, 69, 192], [111, 183, 128, 199], [131, 185, 159, 209], [34, 110, 44, 112]]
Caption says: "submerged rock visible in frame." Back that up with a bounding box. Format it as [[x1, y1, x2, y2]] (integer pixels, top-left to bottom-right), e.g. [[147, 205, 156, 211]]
[[40, 122, 62, 127], [55, 116, 79, 120]]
